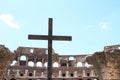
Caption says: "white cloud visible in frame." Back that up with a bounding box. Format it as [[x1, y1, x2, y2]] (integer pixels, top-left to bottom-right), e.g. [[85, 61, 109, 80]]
[[99, 22, 108, 29], [0, 14, 20, 29]]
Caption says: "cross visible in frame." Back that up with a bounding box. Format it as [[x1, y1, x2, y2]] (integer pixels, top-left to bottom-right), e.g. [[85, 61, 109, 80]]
[[28, 18, 72, 80]]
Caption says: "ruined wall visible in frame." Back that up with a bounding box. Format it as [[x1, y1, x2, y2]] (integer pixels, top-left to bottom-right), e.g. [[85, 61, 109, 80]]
[[0, 45, 14, 79], [4, 46, 98, 80], [87, 45, 120, 80]]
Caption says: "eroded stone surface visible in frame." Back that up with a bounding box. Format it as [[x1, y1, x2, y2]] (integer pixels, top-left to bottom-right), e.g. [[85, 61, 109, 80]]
[[0, 45, 14, 79], [87, 45, 120, 80]]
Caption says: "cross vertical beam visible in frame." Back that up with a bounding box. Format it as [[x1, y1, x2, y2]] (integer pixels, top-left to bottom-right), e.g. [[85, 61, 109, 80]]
[[48, 18, 52, 80], [28, 18, 72, 80]]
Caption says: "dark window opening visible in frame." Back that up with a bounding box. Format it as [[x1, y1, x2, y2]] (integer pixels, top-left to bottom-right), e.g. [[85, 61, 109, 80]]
[[71, 73, 74, 77], [29, 73, 33, 76], [69, 61, 72, 67], [10, 78, 16, 80], [87, 73, 90, 76], [79, 79, 82, 80], [62, 73, 66, 77], [87, 79, 91, 80], [20, 61, 26, 66], [20, 73, 23, 76], [61, 63, 67, 67]]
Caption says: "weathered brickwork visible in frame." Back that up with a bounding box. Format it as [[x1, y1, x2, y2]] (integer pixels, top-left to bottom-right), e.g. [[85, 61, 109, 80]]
[[0, 46, 99, 80], [87, 45, 120, 80]]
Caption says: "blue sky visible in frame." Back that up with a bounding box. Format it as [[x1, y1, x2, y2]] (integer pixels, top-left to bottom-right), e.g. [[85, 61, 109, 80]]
[[0, 0, 120, 55]]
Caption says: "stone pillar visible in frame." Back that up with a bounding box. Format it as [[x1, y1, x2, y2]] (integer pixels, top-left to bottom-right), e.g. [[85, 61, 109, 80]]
[[16, 69, 19, 76], [66, 71, 69, 77], [41, 62, 43, 67], [18, 57, 20, 66], [74, 58, 77, 67], [41, 72, 44, 77], [26, 57, 28, 66], [67, 64, 69, 67], [7, 69, 10, 76], [59, 70, 62, 77], [33, 70, 36, 77], [86, 49, 120, 80], [90, 70, 94, 77], [58, 57, 61, 67], [83, 70, 86, 77], [25, 69, 28, 76], [34, 58, 37, 67], [74, 71, 77, 77], [82, 62, 85, 67]]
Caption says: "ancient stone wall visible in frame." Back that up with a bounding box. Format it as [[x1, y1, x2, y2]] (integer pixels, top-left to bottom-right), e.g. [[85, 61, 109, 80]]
[[4, 46, 98, 80], [87, 45, 120, 80], [0, 45, 14, 79]]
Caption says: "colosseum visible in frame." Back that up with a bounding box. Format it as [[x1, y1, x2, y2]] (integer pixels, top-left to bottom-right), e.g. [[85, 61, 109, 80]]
[[0, 45, 99, 80]]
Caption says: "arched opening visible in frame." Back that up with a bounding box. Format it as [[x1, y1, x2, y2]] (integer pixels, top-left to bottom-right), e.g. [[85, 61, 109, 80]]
[[61, 63, 67, 67], [53, 62, 59, 67], [36, 62, 42, 67], [85, 62, 91, 67], [77, 62, 82, 67], [29, 73, 33, 76], [69, 57, 74, 60], [11, 60, 17, 66], [28, 61, 34, 67], [10, 78, 16, 80], [44, 62, 48, 67], [20, 55, 26, 61], [30, 49, 34, 53]]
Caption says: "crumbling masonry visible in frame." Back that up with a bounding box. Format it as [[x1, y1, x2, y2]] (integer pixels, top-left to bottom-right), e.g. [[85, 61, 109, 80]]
[[0, 45, 99, 80]]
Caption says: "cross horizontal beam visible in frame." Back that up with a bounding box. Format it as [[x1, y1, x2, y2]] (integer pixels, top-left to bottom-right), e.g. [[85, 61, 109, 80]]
[[28, 34, 72, 41]]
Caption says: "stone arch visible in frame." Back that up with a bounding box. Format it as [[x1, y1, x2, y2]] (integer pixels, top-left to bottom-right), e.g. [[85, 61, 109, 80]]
[[20, 55, 27, 61], [11, 60, 17, 66], [44, 62, 48, 67], [28, 61, 34, 67], [69, 56, 74, 60], [77, 62, 82, 67], [36, 61, 42, 67], [53, 62, 59, 67]]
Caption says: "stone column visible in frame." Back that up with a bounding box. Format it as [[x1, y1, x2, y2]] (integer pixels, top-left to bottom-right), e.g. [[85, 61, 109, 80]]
[[41, 72, 44, 77], [25, 69, 28, 76], [34, 58, 37, 67], [74, 58, 77, 67], [26, 57, 28, 66], [16, 69, 19, 76], [58, 57, 61, 67], [74, 71, 77, 77], [7, 69, 10, 76], [18, 57, 20, 66], [59, 70, 62, 77], [83, 70, 86, 77], [82, 62, 85, 67], [66, 71, 69, 77], [33, 70, 36, 77], [90, 70, 94, 77]]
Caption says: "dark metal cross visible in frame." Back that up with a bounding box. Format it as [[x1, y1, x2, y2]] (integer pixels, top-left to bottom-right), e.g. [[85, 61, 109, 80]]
[[28, 18, 72, 80]]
